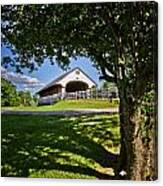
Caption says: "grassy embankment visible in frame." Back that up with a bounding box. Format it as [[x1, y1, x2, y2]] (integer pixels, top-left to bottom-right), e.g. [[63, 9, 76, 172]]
[[2, 99, 119, 111]]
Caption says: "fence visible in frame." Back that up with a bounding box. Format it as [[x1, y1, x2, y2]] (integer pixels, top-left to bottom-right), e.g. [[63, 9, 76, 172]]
[[38, 89, 118, 105]]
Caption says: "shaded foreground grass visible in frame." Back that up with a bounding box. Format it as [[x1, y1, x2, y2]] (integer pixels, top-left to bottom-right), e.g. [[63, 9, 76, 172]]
[[1, 114, 120, 179], [2, 99, 118, 111]]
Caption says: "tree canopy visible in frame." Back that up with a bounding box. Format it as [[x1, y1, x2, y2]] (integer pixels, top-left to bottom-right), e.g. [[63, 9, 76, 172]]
[[1, 2, 157, 100]]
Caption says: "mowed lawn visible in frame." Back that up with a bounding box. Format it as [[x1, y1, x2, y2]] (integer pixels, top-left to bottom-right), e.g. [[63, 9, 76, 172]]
[[2, 99, 119, 111], [1, 114, 120, 179]]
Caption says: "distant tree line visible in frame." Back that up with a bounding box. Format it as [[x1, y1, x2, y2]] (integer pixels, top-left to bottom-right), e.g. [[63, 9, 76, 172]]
[[1, 78, 38, 107]]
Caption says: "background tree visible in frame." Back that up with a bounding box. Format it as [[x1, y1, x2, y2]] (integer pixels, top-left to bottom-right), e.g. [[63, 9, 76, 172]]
[[1, 78, 37, 107], [18, 91, 33, 106], [1, 78, 20, 106], [101, 81, 118, 93], [1, 2, 158, 180]]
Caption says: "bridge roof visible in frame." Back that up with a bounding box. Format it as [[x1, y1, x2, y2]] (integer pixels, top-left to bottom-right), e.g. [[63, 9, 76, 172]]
[[37, 67, 97, 94]]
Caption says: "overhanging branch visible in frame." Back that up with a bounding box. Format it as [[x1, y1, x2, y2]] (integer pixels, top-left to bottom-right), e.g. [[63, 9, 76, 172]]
[[100, 66, 116, 83]]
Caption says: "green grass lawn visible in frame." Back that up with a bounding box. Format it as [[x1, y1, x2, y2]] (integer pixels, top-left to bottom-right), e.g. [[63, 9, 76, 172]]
[[1, 99, 119, 111], [1, 114, 120, 179]]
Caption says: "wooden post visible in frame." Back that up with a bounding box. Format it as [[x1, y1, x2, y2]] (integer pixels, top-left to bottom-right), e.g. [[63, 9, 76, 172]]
[[76, 91, 77, 100], [96, 89, 98, 100]]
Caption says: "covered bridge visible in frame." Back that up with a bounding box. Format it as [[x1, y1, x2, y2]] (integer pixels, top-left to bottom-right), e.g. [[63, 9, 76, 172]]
[[37, 67, 97, 104]]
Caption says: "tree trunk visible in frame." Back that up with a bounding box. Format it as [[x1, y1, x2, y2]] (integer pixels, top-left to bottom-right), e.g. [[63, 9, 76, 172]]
[[118, 90, 157, 180]]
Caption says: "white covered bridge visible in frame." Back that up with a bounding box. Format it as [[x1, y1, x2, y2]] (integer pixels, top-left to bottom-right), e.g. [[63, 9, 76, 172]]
[[37, 67, 98, 104]]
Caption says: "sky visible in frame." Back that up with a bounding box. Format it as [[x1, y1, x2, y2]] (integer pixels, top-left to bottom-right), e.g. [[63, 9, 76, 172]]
[[1, 46, 102, 94]]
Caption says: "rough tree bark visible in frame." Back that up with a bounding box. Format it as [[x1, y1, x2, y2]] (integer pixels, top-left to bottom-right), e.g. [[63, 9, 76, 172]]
[[118, 88, 157, 180]]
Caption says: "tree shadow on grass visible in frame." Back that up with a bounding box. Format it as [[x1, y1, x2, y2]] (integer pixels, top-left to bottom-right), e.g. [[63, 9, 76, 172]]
[[1, 114, 120, 179]]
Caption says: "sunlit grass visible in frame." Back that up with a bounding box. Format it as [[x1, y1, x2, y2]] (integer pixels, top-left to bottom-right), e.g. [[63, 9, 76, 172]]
[[1, 114, 120, 179], [1, 99, 119, 111]]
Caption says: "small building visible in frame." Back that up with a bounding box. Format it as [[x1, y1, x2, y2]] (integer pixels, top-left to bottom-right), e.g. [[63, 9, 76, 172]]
[[37, 67, 97, 103]]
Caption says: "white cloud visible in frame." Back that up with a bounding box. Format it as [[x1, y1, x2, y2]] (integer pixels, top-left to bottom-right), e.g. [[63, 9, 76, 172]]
[[1, 67, 45, 90], [23, 83, 45, 89]]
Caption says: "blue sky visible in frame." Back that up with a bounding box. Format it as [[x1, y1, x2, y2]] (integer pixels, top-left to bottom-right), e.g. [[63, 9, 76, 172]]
[[1, 47, 102, 94]]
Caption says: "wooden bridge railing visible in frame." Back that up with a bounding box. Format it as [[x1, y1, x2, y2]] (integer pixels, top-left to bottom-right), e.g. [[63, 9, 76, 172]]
[[38, 89, 118, 105]]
